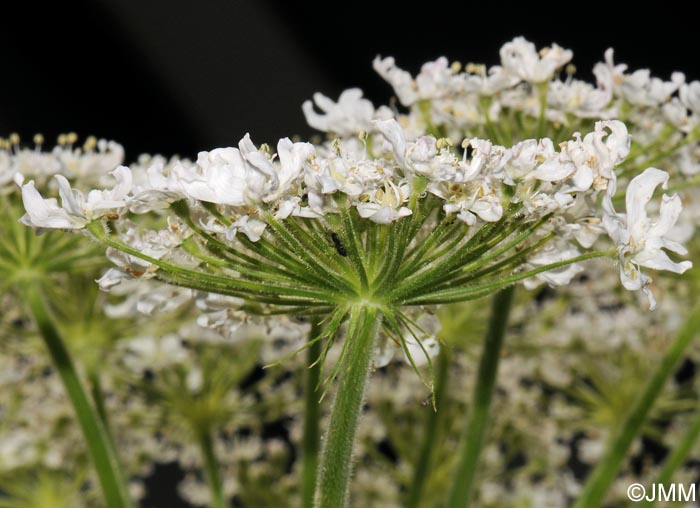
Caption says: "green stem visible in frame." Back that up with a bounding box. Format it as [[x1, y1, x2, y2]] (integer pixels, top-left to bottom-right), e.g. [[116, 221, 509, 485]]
[[23, 282, 133, 508], [302, 320, 324, 508], [446, 287, 514, 508], [640, 408, 700, 508], [198, 428, 225, 508], [406, 348, 450, 508], [88, 371, 113, 440], [315, 305, 382, 508], [536, 82, 548, 138], [479, 97, 501, 144], [574, 308, 700, 508]]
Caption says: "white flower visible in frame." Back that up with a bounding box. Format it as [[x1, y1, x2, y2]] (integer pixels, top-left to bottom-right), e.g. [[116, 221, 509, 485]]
[[374, 118, 409, 167], [599, 49, 684, 106], [226, 215, 267, 242], [680, 81, 700, 115], [507, 138, 560, 183], [56, 139, 125, 184], [676, 143, 700, 176], [499, 37, 572, 83], [402, 313, 441, 367], [267, 138, 315, 202], [194, 292, 246, 336], [620, 69, 684, 107], [314, 155, 393, 199], [97, 218, 189, 290], [303, 88, 377, 136], [547, 78, 614, 118], [603, 167, 693, 308], [374, 118, 493, 183], [662, 98, 694, 132], [564, 215, 606, 249], [461, 64, 520, 95], [373, 56, 418, 106], [593, 48, 626, 96], [97, 268, 131, 291], [374, 119, 459, 179], [178, 146, 253, 206], [414, 57, 459, 99], [128, 159, 185, 213], [177, 135, 313, 207], [462, 139, 510, 181], [373, 56, 459, 106], [559, 120, 630, 192], [19, 166, 132, 229], [101, 279, 191, 317], [1, 150, 60, 191], [523, 243, 584, 289], [439, 179, 503, 225], [355, 181, 412, 224]]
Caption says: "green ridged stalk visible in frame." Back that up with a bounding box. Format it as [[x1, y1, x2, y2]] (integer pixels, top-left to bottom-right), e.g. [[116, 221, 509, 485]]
[[197, 428, 225, 508], [23, 282, 133, 508], [301, 320, 323, 508], [315, 305, 382, 508], [447, 287, 514, 508]]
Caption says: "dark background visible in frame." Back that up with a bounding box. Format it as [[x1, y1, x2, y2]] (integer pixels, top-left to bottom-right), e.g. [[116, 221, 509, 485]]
[[2, 2, 697, 506], [2, 1, 699, 163]]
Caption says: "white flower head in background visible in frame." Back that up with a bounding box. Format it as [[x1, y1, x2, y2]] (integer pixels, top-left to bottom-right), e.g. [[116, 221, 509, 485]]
[[680, 80, 700, 115], [302, 88, 378, 136], [373, 56, 461, 105], [499, 37, 573, 84]]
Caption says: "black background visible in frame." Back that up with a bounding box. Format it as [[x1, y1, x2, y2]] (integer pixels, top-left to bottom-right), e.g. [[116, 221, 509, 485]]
[[2, 1, 699, 163], [2, 2, 698, 506]]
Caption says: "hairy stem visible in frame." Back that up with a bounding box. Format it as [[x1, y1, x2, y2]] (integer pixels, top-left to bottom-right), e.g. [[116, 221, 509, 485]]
[[447, 287, 514, 508], [302, 320, 324, 508], [315, 305, 382, 508]]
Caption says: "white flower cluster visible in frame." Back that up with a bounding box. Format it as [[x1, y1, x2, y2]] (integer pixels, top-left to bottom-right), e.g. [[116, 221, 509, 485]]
[[1, 133, 124, 192], [12, 38, 700, 318], [16, 120, 630, 297], [363, 38, 699, 136]]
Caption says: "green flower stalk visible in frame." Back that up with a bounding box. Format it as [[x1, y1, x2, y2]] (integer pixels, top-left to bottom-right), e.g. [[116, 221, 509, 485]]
[[22, 283, 133, 508], [0, 195, 132, 508], [447, 287, 514, 508], [301, 320, 324, 508]]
